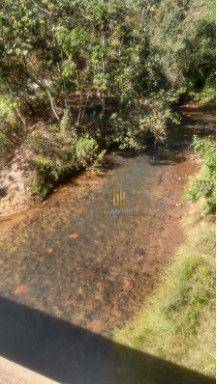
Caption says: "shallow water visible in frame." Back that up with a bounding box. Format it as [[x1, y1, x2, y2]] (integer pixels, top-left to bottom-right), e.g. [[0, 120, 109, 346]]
[[0, 108, 215, 383], [0, 147, 196, 335]]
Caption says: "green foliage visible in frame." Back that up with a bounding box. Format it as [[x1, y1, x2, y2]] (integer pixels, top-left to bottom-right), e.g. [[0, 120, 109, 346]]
[[76, 135, 106, 168], [62, 60, 76, 78], [140, 93, 181, 142], [29, 177, 51, 199], [115, 203, 215, 380], [0, 0, 215, 197], [27, 124, 76, 197], [33, 156, 60, 182], [0, 0, 214, 132], [60, 109, 75, 136], [0, 96, 17, 121], [56, 26, 87, 53], [162, 254, 214, 333], [93, 73, 109, 92], [0, 95, 23, 161], [109, 112, 141, 150], [190, 74, 216, 104], [151, 0, 216, 104], [27, 131, 50, 155], [0, 132, 6, 152], [187, 136, 216, 211], [28, 125, 105, 197]]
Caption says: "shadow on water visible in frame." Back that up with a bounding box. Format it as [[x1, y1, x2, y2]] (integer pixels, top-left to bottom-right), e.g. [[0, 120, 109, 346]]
[[0, 296, 214, 384]]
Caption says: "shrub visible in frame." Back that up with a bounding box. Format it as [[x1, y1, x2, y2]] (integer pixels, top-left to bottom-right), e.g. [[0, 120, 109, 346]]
[[139, 92, 180, 142], [110, 112, 141, 150], [60, 109, 76, 137], [76, 135, 106, 168], [186, 136, 216, 212], [28, 126, 105, 198], [0, 96, 17, 123], [27, 131, 50, 155], [0, 96, 24, 162], [29, 177, 51, 199], [0, 132, 7, 154]]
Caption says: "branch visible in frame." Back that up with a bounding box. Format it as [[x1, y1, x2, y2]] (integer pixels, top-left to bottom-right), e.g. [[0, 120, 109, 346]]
[[46, 89, 60, 122], [31, 0, 53, 16]]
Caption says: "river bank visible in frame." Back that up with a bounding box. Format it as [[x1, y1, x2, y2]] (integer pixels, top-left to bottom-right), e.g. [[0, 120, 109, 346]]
[[114, 198, 215, 382]]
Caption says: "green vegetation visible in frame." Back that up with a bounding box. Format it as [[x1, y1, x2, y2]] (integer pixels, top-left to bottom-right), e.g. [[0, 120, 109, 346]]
[[114, 135, 216, 381], [0, 0, 215, 379], [150, 0, 216, 104], [0, 0, 215, 196], [114, 200, 215, 382], [27, 117, 105, 198], [187, 136, 216, 212]]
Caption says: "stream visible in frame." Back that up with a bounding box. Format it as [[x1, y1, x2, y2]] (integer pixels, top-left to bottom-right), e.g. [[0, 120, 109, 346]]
[[0, 107, 215, 384]]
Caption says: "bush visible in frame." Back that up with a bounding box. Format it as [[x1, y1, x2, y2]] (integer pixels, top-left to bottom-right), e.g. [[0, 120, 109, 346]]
[[138, 92, 180, 143], [186, 136, 216, 212], [29, 177, 51, 199], [0, 95, 24, 162], [76, 135, 106, 168], [0, 96, 17, 123], [110, 112, 141, 150], [0, 132, 7, 154], [27, 125, 105, 198]]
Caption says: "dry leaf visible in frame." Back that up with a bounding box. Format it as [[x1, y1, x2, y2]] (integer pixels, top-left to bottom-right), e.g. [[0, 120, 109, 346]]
[[14, 284, 28, 295], [68, 232, 79, 240]]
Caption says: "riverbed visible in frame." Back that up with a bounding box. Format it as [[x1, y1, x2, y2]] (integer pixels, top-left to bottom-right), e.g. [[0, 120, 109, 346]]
[[0, 107, 215, 384]]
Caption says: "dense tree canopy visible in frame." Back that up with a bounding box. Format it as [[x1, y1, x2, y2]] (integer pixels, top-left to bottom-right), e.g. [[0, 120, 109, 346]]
[[0, 0, 215, 196]]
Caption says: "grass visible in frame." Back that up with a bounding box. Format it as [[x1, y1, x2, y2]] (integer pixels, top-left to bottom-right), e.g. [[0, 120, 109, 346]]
[[114, 199, 215, 382]]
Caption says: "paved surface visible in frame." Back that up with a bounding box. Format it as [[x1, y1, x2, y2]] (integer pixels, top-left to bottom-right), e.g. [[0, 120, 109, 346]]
[[0, 356, 59, 384]]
